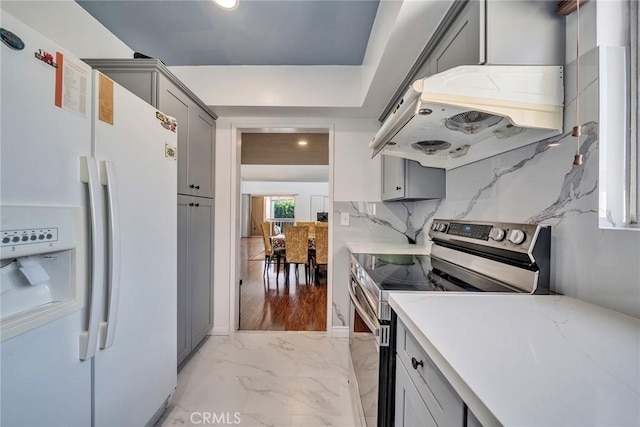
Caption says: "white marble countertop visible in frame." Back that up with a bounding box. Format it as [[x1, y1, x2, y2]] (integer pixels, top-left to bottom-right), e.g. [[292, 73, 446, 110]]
[[389, 293, 640, 427], [346, 241, 431, 255]]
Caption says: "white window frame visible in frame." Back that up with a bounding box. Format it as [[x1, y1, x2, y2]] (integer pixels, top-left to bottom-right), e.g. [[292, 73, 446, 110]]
[[598, 0, 639, 229], [629, 0, 639, 226]]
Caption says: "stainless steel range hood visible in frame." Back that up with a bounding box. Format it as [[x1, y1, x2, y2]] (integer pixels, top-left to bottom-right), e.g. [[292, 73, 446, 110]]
[[370, 65, 564, 170]]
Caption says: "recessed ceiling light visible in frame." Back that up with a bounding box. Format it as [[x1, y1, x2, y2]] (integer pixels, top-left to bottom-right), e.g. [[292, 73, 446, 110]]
[[213, 0, 238, 11], [298, 141, 308, 146], [548, 142, 561, 147]]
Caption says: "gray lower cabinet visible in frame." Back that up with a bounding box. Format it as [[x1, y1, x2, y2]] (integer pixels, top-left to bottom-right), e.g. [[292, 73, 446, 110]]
[[83, 58, 216, 199], [395, 319, 465, 427], [382, 155, 446, 201], [395, 356, 438, 427], [177, 195, 215, 366]]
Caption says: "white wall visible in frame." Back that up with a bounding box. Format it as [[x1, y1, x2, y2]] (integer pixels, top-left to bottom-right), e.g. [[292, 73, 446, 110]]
[[241, 181, 329, 223], [171, 65, 364, 108], [332, 120, 382, 202], [1, 1, 133, 59]]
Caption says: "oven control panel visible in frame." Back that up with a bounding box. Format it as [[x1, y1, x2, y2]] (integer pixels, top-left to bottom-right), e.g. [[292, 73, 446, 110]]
[[445, 222, 493, 240], [429, 219, 549, 255]]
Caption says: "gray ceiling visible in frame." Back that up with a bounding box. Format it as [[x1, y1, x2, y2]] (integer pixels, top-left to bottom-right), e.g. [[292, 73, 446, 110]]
[[76, 0, 380, 66]]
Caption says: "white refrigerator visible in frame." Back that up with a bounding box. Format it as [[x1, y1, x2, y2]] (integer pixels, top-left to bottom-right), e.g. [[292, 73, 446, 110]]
[[1, 12, 177, 427]]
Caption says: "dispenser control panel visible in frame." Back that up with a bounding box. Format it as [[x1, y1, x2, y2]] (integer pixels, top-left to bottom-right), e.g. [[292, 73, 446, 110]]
[[0, 206, 83, 342], [1, 227, 58, 247]]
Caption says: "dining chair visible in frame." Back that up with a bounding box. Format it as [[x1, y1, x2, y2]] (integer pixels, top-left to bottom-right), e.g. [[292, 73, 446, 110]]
[[295, 221, 316, 237], [261, 222, 284, 280], [283, 225, 310, 285], [312, 226, 328, 285]]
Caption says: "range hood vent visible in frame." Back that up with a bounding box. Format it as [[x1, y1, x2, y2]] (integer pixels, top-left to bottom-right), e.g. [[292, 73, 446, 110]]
[[445, 111, 503, 134], [370, 65, 564, 170]]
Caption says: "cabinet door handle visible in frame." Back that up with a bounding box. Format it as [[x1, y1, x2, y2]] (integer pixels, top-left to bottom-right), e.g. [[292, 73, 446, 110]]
[[396, 186, 402, 191], [189, 184, 195, 188], [411, 357, 424, 370], [195, 203, 200, 207], [189, 203, 194, 207], [195, 185, 200, 189]]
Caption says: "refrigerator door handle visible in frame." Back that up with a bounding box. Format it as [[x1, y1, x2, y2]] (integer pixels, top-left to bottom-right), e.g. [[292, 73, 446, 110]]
[[79, 156, 106, 361], [99, 161, 121, 349]]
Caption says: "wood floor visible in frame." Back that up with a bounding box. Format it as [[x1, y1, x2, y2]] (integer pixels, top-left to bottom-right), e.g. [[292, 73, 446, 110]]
[[239, 237, 327, 331]]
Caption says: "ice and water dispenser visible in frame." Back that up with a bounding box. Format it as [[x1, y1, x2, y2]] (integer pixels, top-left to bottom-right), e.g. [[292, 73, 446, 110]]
[[0, 206, 86, 341]]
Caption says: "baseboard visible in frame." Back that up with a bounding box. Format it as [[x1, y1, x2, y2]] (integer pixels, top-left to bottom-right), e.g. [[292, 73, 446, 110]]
[[211, 326, 230, 336], [331, 326, 349, 338]]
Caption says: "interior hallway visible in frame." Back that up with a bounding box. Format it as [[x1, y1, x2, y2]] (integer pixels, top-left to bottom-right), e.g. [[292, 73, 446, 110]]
[[161, 333, 358, 426], [239, 237, 327, 331]]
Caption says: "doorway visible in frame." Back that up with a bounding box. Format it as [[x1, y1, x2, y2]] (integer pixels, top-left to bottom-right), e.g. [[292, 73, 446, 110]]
[[237, 129, 331, 332]]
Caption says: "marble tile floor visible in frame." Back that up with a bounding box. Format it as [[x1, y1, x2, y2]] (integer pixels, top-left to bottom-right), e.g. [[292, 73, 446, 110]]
[[161, 332, 361, 427]]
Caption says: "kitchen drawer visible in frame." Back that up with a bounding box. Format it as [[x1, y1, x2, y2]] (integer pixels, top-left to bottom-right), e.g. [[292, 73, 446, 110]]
[[397, 319, 464, 427]]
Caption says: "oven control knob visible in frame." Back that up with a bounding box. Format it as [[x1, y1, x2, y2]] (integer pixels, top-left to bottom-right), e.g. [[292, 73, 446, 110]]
[[436, 223, 447, 232], [489, 227, 506, 241], [431, 223, 439, 231], [508, 229, 526, 245]]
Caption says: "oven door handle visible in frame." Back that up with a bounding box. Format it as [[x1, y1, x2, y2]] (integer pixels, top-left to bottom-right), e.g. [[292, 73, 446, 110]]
[[348, 279, 381, 337]]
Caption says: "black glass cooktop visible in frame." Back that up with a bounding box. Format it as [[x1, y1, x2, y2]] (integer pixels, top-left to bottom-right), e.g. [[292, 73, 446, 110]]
[[353, 253, 483, 292], [354, 253, 442, 291]]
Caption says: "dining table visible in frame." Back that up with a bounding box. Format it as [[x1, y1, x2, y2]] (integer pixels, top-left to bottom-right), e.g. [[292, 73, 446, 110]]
[[270, 233, 316, 251]]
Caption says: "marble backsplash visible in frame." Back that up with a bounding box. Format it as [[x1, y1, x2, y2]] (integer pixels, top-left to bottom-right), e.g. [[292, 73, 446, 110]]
[[332, 49, 640, 327]]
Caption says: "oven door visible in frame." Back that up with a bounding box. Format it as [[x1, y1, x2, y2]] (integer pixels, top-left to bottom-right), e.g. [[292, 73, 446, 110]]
[[349, 275, 391, 427]]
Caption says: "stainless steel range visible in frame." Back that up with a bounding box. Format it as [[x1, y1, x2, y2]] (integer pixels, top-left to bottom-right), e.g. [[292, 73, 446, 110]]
[[348, 219, 551, 427]]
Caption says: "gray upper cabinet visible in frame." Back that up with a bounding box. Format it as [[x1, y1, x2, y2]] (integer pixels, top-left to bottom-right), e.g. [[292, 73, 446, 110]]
[[188, 109, 215, 199], [380, 0, 564, 122], [83, 59, 217, 198], [484, 0, 565, 66], [431, 0, 482, 74], [159, 78, 192, 196], [382, 156, 446, 201], [382, 156, 406, 200], [432, 0, 565, 74]]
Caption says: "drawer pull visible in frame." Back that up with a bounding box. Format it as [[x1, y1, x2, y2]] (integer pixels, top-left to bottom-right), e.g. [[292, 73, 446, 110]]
[[411, 357, 424, 370]]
